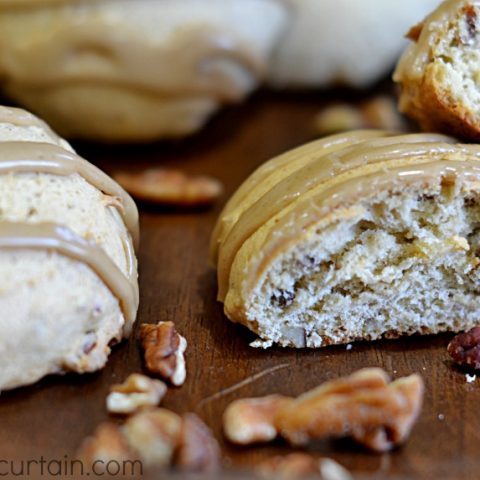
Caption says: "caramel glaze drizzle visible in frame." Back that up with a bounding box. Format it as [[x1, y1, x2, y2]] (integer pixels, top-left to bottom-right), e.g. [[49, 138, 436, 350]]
[[0, 141, 139, 249], [0, 222, 138, 335], [0, 117, 140, 332]]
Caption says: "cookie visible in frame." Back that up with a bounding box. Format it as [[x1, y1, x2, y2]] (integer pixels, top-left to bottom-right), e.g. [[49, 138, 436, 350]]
[[211, 131, 480, 348], [0, 106, 139, 389], [0, 0, 286, 142]]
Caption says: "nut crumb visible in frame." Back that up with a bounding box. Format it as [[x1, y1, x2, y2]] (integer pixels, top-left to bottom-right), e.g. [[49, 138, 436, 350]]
[[140, 321, 187, 386], [114, 168, 223, 207], [447, 326, 480, 369], [106, 373, 167, 415], [466, 373, 477, 383], [223, 368, 424, 452]]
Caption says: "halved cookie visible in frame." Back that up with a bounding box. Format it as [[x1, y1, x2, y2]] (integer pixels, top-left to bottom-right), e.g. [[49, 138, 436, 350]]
[[394, 0, 480, 140], [212, 131, 480, 348]]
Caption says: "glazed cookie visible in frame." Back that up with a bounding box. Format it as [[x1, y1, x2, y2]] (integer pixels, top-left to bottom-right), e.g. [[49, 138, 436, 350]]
[[394, 0, 480, 141], [211, 131, 480, 348], [0, 105, 139, 390], [0, 0, 286, 142]]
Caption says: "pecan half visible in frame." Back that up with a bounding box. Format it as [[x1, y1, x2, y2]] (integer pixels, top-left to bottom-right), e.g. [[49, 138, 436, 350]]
[[256, 454, 352, 480], [140, 321, 187, 386], [223, 368, 424, 453], [276, 369, 424, 452], [447, 326, 480, 369], [106, 373, 167, 415], [113, 168, 223, 207]]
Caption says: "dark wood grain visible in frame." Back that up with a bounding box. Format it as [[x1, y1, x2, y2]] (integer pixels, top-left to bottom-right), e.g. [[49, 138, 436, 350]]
[[0, 89, 479, 479]]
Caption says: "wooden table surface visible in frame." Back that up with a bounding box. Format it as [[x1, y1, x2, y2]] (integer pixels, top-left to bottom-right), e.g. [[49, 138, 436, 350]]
[[0, 90, 479, 480]]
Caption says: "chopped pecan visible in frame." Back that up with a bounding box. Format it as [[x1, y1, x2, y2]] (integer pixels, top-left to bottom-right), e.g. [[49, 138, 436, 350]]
[[122, 408, 183, 467], [106, 373, 167, 415], [175, 413, 221, 473], [113, 168, 223, 207], [78, 408, 221, 473], [271, 289, 295, 308], [463, 4, 477, 40], [447, 326, 480, 369], [223, 368, 424, 453], [257, 454, 352, 480], [140, 321, 187, 386], [223, 394, 293, 445], [76, 423, 138, 473]]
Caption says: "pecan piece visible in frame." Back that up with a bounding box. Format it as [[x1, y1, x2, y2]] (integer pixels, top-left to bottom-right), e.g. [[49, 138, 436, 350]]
[[257, 454, 352, 480], [223, 394, 293, 445], [447, 326, 480, 369], [106, 373, 167, 415], [76, 423, 138, 473], [175, 413, 221, 473], [140, 321, 187, 386], [223, 368, 424, 453], [113, 168, 223, 207], [276, 369, 424, 452], [78, 408, 221, 473]]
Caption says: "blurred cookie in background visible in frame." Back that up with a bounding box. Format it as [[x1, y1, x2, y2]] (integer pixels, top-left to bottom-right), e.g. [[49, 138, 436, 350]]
[[268, 0, 441, 89], [0, 0, 438, 143], [0, 0, 287, 142]]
